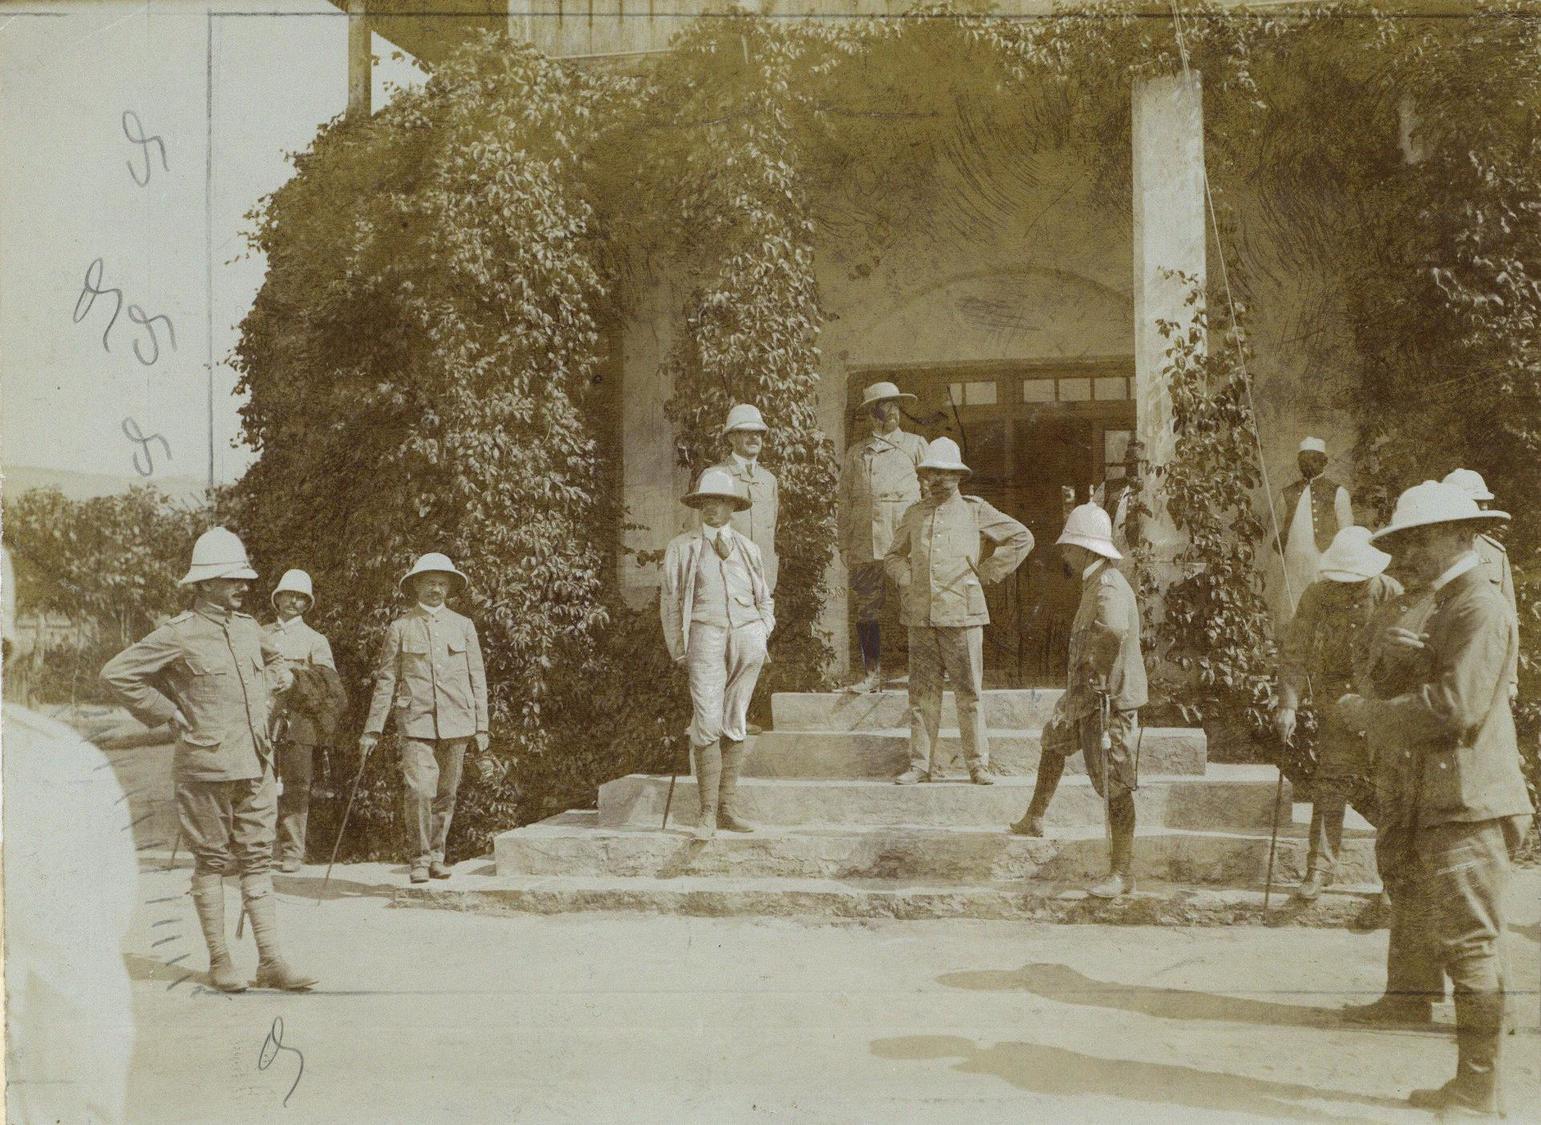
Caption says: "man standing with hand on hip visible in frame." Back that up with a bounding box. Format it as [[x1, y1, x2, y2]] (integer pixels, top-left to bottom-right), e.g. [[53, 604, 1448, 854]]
[[660, 468, 776, 840], [101, 527, 314, 993], [1337, 481, 1530, 1117], [884, 437, 1032, 787], [839, 381, 928, 692], [360, 553, 491, 885]]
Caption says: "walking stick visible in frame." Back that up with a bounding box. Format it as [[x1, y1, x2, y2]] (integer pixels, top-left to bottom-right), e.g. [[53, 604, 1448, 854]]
[[318, 749, 371, 903], [1097, 692, 1114, 858], [1262, 761, 1287, 910], [661, 737, 686, 830]]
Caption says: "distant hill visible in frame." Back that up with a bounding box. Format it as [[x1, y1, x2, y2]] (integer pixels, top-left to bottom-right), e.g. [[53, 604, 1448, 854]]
[[1, 464, 210, 502]]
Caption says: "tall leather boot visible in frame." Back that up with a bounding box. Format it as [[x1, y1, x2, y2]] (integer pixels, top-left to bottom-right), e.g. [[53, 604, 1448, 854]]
[[1089, 793, 1136, 898], [692, 742, 722, 841], [1009, 752, 1064, 836], [1409, 990, 1502, 1115], [717, 738, 757, 833], [190, 873, 246, 993], [1297, 790, 1345, 900], [854, 623, 882, 693], [241, 874, 317, 991]]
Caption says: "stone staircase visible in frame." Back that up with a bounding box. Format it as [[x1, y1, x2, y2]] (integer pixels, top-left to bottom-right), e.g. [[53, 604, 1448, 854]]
[[485, 688, 1378, 920]]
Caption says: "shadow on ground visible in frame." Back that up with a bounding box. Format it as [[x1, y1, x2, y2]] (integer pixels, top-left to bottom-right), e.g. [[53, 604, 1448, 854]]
[[938, 962, 1345, 1028], [871, 1035, 1404, 1122]]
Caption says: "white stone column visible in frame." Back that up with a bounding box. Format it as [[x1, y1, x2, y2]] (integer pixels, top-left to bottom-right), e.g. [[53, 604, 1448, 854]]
[[1132, 72, 1206, 587], [347, 0, 371, 119]]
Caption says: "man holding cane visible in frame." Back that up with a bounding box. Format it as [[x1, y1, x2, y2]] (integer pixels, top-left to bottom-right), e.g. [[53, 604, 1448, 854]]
[[659, 468, 776, 840], [1010, 502, 1145, 898], [359, 553, 492, 885]]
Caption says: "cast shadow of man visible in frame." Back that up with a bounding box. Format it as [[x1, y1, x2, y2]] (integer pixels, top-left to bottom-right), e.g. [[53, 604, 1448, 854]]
[[939, 962, 1343, 1029], [870, 1035, 1403, 1122]]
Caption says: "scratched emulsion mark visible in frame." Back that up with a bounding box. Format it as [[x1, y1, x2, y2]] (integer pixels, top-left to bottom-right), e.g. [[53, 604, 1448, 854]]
[[259, 1016, 305, 1107], [122, 110, 168, 187]]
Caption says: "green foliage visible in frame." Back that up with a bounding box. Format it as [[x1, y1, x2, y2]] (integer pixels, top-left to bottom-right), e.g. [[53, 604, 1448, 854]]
[[1149, 280, 1279, 755], [649, 19, 839, 696], [232, 38, 629, 858]]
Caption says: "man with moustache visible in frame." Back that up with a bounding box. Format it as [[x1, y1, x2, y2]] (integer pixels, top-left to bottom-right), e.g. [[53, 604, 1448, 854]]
[[101, 528, 314, 993], [1337, 481, 1531, 1117], [712, 404, 779, 594], [839, 381, 928, 692], [884, 437, 1033, 787], [360, 553, 491, 884], [660, 468, 776, 839], [263, 568, 346, 873]]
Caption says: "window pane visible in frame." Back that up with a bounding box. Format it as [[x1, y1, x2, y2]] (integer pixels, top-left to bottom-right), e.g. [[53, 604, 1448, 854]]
[[1058, 378, 1090, 401], [948, 383, 964, 406], [1022, 379, 1055, 403], [965, 380, 997, 406], [1094, 376, 1128, 400]]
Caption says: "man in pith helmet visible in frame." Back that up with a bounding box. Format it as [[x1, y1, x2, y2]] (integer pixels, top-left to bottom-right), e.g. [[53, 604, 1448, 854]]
[[360, 553, 490, 884], [1274, 526, 1403, 900], [101, 527, 315, 993], [884, 437, 1032, 786], [1337, 481, 1531, 1117], [1275, 436, 1355, 620], [712, 403, 780, 594], [838, 380, 928, 692], [1443, 468, 1517, 702], [1010, 502, 1146, 898], [660, 467, 776, 840], [263, 569, 347, 873]]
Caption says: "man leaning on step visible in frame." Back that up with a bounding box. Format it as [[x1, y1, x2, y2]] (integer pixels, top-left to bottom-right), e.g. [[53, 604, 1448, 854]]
[[101, 528, 316, 993], [660, 467, 776, 840], [1010, 502, 1146, 900], [360, 553, 493, 885], [1336, 480, 1531, 1119], [883, 437, 1032, 787]]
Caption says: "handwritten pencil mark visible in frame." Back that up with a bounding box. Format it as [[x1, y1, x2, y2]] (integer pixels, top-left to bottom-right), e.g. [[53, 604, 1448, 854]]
[[75, 258, 176, 363], [258, 1017, 305, 1107], [122, 417, 171, 477], [122, 110, 168, 186]]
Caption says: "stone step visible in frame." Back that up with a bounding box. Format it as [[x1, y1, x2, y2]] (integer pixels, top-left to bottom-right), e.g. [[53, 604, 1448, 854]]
[[494, 811, 1374, 886], [599, 766, 1287, 830], [400, 871, 1381, 926], [772, 688, 1064, 732], [745, 727, 1206, 779]]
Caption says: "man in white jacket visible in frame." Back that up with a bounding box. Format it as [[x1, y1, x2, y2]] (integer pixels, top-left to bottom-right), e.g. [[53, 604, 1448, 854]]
[[660, 467, 776, 840]]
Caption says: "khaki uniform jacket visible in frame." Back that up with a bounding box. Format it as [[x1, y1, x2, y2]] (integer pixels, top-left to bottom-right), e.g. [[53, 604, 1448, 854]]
[[1277, 573, 1403, 710], [1063, 562, 1148, 720], [1358, 567, 1532, 828], [1279, 476, 1353, 554], [884, 494, 1033, 628], [262, 616, 341, 745], [839, 429, 928, 563], [101, 605, 282, 782], [1476, 533, 1519, 697], [364, 606, 489, 741], [710, 457, 779, 593], [659, 526, 775, 663]]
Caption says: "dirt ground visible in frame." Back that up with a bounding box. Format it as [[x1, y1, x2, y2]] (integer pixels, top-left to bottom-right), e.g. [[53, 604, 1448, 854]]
[[109, 863, 1541, 1124]]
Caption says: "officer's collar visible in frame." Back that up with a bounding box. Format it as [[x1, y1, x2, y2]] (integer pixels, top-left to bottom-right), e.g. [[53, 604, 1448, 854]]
[[193, 601, 234, 624], [274, 614, 305, 631], [729, 453, 757, 474], [1082, 559, 1106, 581]]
